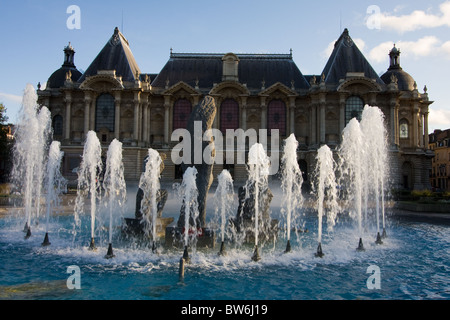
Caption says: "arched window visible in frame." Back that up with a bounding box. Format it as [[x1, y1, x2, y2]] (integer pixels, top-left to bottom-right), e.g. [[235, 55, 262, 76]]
[[220, 99, 239, 132], [399, 119, 409, 139], [95, 93, 115, 132], [267, 99, 286, 136], [52, 115, 63, 136], [173, 99, 192, 130], [345, 96, 364, 124]]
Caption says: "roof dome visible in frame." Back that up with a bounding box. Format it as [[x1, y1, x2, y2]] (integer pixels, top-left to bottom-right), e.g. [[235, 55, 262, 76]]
[[47, 43, 82, 88], [381, 69, 415, 91], [47, 67, 82, 89], [380, 45, 416, 91]]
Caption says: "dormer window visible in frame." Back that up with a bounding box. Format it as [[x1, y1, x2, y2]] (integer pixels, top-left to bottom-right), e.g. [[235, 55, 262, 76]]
[[222, 53, 239, 82]]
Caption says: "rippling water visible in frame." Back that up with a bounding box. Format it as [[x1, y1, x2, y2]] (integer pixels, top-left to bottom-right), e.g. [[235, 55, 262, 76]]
[[0, 210, 448, 300]]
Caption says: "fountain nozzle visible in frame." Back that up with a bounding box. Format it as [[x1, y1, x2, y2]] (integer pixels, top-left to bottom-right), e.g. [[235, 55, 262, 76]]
[[381, 228, 387, 239], [375, 232, 383, 244], [251, 245, 261, 262], [24, 226, 31, 240], [218, 241, 226, 256], [88, 237, 97, 251], [285, 240, 291, 253], [105, 243, 115, 259], [41, 232, 51, 246], [183, 246, 190, 264], [315, 242, 324, 258], [356, 237, 365, 251]]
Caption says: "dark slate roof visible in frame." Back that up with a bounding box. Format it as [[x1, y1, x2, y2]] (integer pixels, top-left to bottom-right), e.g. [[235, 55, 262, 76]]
[[380, 68, 415, 91], [78, 27, 140, 83], [47, 44, 82, 88], [322, 29, 384, 85], [47, 67, 82, 89], [151, 52, 310, 90]]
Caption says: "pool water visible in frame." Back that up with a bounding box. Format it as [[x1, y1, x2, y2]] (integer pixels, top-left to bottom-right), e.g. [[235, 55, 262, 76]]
[[0, 207, 448, 301]]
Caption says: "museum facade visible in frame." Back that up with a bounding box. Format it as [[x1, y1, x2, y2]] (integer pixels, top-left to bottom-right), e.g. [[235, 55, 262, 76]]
[[37, 27, 433, 189]]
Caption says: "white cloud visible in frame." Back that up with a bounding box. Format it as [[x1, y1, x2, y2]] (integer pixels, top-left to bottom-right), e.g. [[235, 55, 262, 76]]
[[369, 36, 448, 63], [0, 92, 22, 104], [429, 108, 450, 131], [380, 1, 450, 33]]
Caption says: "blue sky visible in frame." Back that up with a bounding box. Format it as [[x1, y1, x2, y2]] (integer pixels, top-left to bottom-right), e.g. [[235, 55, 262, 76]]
[[1, 0, 449, 132]]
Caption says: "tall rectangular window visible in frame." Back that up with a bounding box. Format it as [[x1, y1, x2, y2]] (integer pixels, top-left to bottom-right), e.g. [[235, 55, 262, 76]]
[[95, 93, 115, 132]]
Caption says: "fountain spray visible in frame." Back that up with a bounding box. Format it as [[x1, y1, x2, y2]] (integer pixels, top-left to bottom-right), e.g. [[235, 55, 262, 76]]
[[246, 143, 270, 262], [281, 134, 303, 253], [214, 170, 234, 256], [360, 106, 388, 243], [11, 84, 52, 239], [138, 149, 162, 252], [103, 139, 126, 258], [339, 118, 365, 251], [313, 145, 339, 257], [74, 131, 102, 251], [42, 141, 66, 246], [178, 167, 199, 264]]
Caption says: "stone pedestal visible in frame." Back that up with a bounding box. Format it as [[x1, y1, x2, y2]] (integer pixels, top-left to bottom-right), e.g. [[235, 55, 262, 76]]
[[165, 223, 216, 249]]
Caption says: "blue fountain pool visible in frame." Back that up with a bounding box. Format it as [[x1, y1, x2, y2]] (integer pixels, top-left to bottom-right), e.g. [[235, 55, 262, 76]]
[[0, 201, 448, 301]]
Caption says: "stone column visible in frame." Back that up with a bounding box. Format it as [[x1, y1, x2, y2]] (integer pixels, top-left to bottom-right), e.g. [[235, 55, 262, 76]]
[[142, 94, 149, 145], [310, 104, 317, 145], [114, 91, 121, 140], [289, 96, 296, 136], [64, 91, 72, 140], [164, 95, 171, 145], [90, 98, 96, 132], [319, 101, 326, 144], [260, 96, 267, 130], [389, 100, 397, 147], [240, 96, 247, 131], [133, 91, 141, 142], [419, 112, 424, 148], [83, 91, 91, 136], [424, 111, 429, 149], [339, 94, 346, 136], [412, 103, 419, 147]]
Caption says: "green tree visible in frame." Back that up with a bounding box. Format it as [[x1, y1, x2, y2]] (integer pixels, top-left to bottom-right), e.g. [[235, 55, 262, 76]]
[[0, 103, 12, 182]]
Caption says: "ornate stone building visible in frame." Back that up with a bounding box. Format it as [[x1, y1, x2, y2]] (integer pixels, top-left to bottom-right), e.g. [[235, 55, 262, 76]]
[[429, 129, 450, 191], [38, 27, 433, 190]]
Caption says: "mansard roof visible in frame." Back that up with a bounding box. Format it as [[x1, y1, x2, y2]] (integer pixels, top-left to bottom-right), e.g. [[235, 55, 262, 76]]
[[151, 52, 310, 91], [78, 27, 140, 83], [322, 29, 384, 86]]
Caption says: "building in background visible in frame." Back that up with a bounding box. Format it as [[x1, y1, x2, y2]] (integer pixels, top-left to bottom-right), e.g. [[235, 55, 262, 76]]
[[429, 129, 450, 191], [37, 27, 433, 190]]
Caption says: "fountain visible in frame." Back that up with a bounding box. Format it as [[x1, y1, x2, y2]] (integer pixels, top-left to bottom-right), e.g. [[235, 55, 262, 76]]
[[102, 139, 126, 258], [338, 118, 366, 251], [245, 143, 271, 261], [313, 145, 339, 257], [74, 130, 103, 250], [4, 85, 416, 300], [176, 166, 200, 263], [212, 169, 234, 256], [42, 141, 66, 246], [11, 84, 52, 239], [360, 106, 388, 243], [280, 134, 304, 253]]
